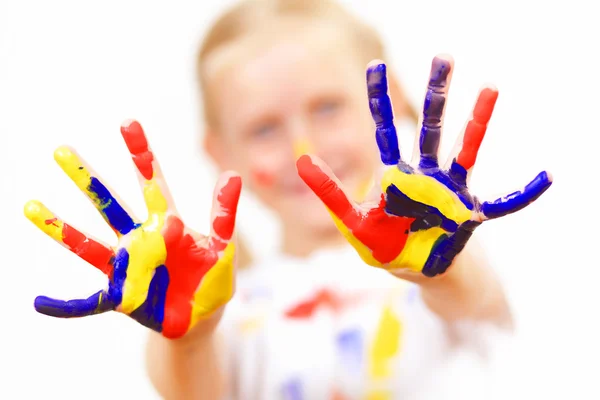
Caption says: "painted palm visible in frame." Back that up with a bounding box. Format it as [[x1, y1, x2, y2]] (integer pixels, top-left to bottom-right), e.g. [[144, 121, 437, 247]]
[[25, 120, 241, 338], [297, 56, 552, 277]]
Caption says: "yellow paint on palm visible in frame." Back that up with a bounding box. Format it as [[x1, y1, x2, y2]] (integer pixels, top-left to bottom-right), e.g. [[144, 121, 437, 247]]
[[121, 180, 169, 314], [391, 227, 446, 272], [369, 305, 402, 379], [328, 210, 445, 272], [381, 168, 471, 224], [328, 210, 382, 267], [24, 200, 64, 243], [189, 243, 235, 326]]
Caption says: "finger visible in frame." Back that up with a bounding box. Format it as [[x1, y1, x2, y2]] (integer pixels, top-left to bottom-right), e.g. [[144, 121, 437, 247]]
[[413, 55, 454, 169], [129, 265, 169, 333], [296, 154, 361, 229], [421, 220, 480, 277], [447, 87, 499, 184], [480, 171, 553, 220], [34, 290, 114, 318], [208, 172, 243, 251], [24, 200, 114, 277], [366, 60, 401, 165], [54, 146, 139, 236], [120, 120, 176, 215]]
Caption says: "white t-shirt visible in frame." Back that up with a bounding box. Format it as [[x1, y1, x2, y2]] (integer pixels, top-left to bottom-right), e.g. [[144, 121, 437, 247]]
[[219, 246, 510, 400]]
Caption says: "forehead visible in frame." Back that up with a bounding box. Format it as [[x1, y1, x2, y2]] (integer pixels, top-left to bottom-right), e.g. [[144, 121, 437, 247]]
[[208, 23, 366, 118]]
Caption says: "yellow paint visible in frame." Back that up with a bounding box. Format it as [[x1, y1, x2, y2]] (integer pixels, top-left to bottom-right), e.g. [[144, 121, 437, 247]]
[[143, 180, 168, 214], [381, 168, 471, 224], [121, 180, 170, 314], [24, 200, 64, 243], [120, 215, 167, 314], [328, 210, 445, 272], [369, 306, 402, 379], [54, 146, 93, 194], [366, 391, 392, 400], [389, 228, 447, 272], [293, 138, 313, 159], [189, 243, 235, 326]]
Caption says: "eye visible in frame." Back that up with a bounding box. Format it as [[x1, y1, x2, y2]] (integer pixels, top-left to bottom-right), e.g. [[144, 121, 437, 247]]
[[314, 100, 341, 117], [253, 123, 277, 137]]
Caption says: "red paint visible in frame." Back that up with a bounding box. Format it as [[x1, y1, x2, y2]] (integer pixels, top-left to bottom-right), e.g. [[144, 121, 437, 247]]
[[120, 120, 155, 180], [60, 223, 114, 277], [210, 176, 241, 250], [456, 88, 498, 170], [296, 155, 412, 264], [285, 289, 343, 319], [162, 215, 219, 339], [251, 168, 275, 188], [44, 218, 59, 227]]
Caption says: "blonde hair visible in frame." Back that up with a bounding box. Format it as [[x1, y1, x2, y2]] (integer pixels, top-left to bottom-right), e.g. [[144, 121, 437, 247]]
[[196, 0, 417, 266]]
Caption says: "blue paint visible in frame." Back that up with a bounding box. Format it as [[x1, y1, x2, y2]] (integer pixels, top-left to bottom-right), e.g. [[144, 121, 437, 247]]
[[481, 171, 552, 219], [107, 247, 129, 305], [422, 220, 480, 277], [88, 177, 139, 235], [281, 378, 303, 400], [130, 265, 169, 332], [34, 290, 114, 318], [418, 57, 451, 169], [448, 158, 468, 185], [366, 63, 401, 165], [337, 328, 363, 373], [385, 184, 459, 232], [428, 168, 475, 210]]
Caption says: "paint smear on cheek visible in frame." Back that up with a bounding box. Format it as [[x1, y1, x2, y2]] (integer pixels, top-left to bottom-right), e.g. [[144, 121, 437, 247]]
[[251, 167, 276, 188]]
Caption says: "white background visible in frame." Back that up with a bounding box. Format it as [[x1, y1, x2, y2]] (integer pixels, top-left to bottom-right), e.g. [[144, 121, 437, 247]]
[[1, 0, 598, 398]]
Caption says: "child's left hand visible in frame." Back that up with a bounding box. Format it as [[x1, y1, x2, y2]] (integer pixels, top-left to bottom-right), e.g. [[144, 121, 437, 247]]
[[297, 55, 552, 278]]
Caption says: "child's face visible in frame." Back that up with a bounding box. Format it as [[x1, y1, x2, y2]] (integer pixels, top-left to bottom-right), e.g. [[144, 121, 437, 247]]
[[207, 29, 379, 233]]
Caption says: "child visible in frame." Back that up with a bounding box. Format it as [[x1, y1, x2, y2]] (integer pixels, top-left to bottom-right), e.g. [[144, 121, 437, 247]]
[[25, 0, 552, 399]]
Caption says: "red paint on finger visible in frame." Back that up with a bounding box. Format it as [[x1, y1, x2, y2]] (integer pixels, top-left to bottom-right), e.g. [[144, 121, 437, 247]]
[[61, 224, 114, 276], [211, 176, 242, 246], [296, 155, 412, 264], [162, 215, 218, 338], [120, 120, 155, 180], [456, 88, 498, 170]]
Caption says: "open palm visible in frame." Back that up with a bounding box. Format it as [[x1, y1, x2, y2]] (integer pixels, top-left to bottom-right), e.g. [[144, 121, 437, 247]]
[[297, 55, 552, 277], [25, 120, 241, 338]]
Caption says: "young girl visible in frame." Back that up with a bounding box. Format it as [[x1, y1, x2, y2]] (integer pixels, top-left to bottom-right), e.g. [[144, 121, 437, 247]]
[[25, 0, 552, 399]]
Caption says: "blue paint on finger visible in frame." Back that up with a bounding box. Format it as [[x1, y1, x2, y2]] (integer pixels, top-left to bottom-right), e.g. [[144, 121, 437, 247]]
[[88, 177, 139, 235], [107, 247, 129, 305], [419, 57, 451, 169], [422, 220, 480, 277], [34, 290, 114, 318], [367, 63, 401, 165], [481, 171, 552, 219]]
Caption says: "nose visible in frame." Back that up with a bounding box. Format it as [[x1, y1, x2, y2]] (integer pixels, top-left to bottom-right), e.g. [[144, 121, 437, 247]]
[[293, 137, 314, 159]]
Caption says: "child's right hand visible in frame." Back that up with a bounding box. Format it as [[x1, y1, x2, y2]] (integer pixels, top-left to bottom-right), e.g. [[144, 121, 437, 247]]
[[24, 120, 242, 339]]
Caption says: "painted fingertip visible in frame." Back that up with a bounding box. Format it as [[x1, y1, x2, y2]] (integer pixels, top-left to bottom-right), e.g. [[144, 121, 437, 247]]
[[23, 200, 43, 218], [430, 56, 453, 86], [120, 118, 140, 129], [367, 58, 386, 69], [542, 170, 554, 183], [53, 145, 76, 164]]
